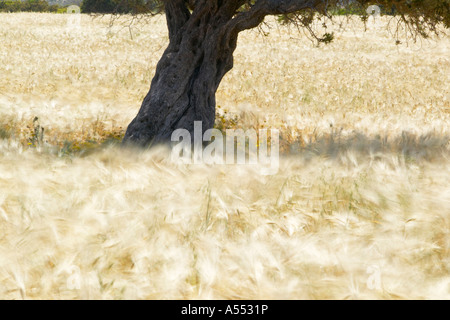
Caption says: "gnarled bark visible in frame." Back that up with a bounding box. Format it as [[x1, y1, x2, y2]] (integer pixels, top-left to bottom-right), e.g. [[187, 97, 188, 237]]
[[123, 1, 243, 146]]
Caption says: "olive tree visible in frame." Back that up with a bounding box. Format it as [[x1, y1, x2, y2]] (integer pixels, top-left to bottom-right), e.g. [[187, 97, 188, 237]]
[[116, 0, 449, 146]]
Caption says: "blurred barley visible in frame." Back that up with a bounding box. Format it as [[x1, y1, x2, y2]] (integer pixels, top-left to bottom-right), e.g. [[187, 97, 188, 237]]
[[0, 13, 449, 300]]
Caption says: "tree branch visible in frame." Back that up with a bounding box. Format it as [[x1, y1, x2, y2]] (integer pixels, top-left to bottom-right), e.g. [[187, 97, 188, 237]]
[[257, 0, 322, 14], [165, 0, 191, 39], [228, 0, 322, 33]]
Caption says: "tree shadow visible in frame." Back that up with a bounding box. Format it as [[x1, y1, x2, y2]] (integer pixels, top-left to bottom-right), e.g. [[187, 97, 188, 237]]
[[285, 130, 449, 163]]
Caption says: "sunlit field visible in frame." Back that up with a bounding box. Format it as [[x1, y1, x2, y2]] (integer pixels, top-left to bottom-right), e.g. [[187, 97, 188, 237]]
[[0, 12, 449, 299]]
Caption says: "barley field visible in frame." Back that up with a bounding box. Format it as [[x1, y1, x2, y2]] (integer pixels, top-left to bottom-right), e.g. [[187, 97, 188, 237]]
[[0, 13, 449, 300]]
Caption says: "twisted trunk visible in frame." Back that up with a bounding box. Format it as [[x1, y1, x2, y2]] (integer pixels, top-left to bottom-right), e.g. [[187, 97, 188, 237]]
[[123, 3, 242, 146]]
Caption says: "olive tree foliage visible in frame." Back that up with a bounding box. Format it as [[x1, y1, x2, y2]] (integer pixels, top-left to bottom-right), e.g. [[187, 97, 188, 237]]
[[114, 0, 449, 147]]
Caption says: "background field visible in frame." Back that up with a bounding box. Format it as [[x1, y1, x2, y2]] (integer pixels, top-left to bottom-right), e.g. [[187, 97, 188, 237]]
[[0, 13, 449, 299]]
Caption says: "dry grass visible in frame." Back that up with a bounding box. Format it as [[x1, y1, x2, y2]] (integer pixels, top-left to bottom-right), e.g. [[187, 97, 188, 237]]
[[0, 13, 449, 299]]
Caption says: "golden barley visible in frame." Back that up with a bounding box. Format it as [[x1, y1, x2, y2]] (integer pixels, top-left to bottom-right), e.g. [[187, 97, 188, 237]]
[[0, 13, 448, 299]]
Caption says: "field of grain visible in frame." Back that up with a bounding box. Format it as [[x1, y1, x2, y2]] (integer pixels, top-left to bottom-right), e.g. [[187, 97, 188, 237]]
[[0, 13, 449, 299]]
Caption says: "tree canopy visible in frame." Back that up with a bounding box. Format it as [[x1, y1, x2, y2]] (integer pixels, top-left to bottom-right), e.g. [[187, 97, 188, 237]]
[[87, 0, 449, 39]]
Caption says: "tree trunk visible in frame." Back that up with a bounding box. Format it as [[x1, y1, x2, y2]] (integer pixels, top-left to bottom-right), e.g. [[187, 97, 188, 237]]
[[122, 6, 240, 147]]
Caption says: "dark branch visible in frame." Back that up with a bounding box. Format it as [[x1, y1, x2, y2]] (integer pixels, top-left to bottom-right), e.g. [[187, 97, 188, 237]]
[[165, 0, 191, 39], [227, 0, 322, 33]]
